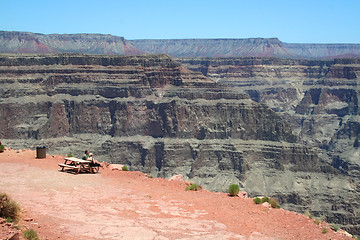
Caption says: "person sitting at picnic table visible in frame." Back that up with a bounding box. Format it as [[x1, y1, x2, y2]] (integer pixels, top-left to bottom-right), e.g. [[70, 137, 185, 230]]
[[82, 150, 89, 160], [88, 152, 101, 173]]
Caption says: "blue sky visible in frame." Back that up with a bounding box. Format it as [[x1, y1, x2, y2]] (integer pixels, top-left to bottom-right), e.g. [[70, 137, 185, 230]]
[[1, 0, 359, 43]]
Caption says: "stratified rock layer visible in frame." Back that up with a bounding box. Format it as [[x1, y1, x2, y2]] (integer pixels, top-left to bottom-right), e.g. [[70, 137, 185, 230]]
[[2, 31, 360, 59], [180, 57, 360, 235], [0, 31, 142, 55], [0, 54, 358, 235], [131, 38, 360, 59]]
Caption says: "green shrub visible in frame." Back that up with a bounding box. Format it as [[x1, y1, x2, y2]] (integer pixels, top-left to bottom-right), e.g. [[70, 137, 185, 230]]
[[228, 184, 240, 196], [23, 229, 39, 240], [314, 219, 321, 225], [0, 145, 4, 153], [122, 165, 128, 171], [67, 153, 73, 157], [0, 193, 20, 223], [185, 184, 199, 191], [322, 227, 328, 234], [270, 198, 280, 208], [330, 224, 339, 232], [261, 196, 269, 203], [253, 197, 262, 204], [304, 210, 313, 219]]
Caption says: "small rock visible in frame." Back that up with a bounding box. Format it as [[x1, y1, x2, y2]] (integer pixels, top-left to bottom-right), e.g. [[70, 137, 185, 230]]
[[8, 232, 19, 240], [237, 191, 248, 198], [24, 218, 33, 222], [262, 202, 271, 208], [108, 164, 124, 171], [168, 174, 184, 182], [338, 229, 352, 237], [184, 180, 193, 186]]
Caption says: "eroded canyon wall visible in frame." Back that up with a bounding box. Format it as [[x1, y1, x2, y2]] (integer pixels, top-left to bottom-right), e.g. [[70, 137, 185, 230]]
[[0, 31, 142, 55], [131, 38, 360, 59], [0, 54, 359, 234], [2, 31, 360, 59], [180, 57, 360, 234]]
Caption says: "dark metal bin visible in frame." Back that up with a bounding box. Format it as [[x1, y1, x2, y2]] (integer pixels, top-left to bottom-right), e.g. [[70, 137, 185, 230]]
[[36, 146, 46, 158]]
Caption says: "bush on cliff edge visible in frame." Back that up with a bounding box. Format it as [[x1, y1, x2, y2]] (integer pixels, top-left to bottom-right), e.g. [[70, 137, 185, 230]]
[[23, 229, 39, 240], [0, 193, 20, 223], [228, 184, 240, 196], [185, 184, 199, 191]]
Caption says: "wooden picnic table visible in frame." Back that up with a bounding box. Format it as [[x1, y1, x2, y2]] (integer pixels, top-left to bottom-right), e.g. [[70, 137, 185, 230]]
[[58, 157, 94, 174]]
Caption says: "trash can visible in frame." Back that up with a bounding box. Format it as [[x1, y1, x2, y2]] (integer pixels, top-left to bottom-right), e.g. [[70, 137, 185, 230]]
[[36, 146, 46, 159]]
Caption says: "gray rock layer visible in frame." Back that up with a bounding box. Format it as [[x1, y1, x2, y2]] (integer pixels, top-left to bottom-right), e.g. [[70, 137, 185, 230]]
[[0, 54, 358, 235], [180, 57, 360, 235]]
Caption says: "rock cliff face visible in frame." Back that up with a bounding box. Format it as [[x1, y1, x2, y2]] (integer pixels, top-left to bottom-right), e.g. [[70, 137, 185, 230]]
[[2, 31, 360, 59], [0, 54, 359, 234], [0, 31, 142, 55], [180, 57, 360, 234], [131, 38, 360, 59], [0, 54, 298, 146]]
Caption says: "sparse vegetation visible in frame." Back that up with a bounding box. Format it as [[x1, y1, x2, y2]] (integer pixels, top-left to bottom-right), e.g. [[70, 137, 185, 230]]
[[185, 184, 199, 191], [253, 197, 262, 204], [314, 219, 321, 225], [23, 229, 39, 240], [228, 184, 240, 197], [0, 193, 20, 223], [252, 196, 279, 208], [330, 224, 339, 232], [0, 144, 4, 153], [122, 165, 128, 171], [304, 210, 313, 219], [270, 198, 280, 209], [67, 153, 73, 157], [322, 227, 328, 234]]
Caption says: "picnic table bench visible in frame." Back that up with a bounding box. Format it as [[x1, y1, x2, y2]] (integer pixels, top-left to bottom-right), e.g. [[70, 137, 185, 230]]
[[59, 157, 99, 174]]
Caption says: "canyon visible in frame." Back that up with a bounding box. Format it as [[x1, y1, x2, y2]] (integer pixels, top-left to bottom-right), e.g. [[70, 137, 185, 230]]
[[0, 31, 359, 235], [2, 31, 360, 59], [0, 53, 359, 235]]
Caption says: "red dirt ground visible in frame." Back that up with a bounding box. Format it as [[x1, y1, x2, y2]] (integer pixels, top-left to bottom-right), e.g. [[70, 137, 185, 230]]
[[0, 149, 353, 239]]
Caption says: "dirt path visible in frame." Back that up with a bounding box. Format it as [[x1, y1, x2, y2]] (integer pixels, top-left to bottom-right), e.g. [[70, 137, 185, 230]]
[[0, 149, 351, 239]]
